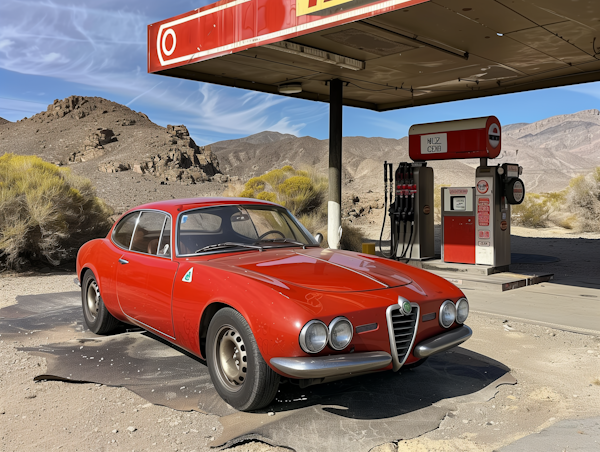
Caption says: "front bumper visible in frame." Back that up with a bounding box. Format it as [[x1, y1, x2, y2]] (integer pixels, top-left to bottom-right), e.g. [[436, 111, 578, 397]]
[[413, 325, 472, 359], [270, 325, 472, 379], [270, 351, 392, 379]]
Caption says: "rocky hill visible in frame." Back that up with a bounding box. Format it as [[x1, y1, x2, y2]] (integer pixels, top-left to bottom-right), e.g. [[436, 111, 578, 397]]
[[0, 96, 227, 213], [1, 96, 598, 214]]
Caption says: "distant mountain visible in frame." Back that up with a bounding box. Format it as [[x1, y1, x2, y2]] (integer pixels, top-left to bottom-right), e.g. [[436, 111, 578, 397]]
[[503, 109, 600, 163], [211, 131, 296, 149], [211, 111, 600, 193], [1, 96, 598, 216]]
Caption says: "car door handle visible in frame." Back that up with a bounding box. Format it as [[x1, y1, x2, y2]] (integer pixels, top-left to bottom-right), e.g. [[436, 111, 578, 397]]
[[118, 258, 129, 265]]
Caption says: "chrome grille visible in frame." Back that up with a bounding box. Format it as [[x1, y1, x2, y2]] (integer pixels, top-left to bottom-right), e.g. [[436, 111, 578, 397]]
[[386, 303, 419, 371]]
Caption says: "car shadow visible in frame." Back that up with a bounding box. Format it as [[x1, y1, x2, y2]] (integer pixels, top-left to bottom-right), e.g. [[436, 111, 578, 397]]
[[4, 291, 515, 452]]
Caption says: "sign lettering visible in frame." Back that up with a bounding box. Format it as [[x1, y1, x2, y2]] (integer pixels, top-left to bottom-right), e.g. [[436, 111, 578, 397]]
[[420, 133, 448, 154], [296, 0, 355, 16]]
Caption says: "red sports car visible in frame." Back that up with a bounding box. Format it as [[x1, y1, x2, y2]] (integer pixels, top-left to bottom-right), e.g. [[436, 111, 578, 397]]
[[76, 197, 471, 411]]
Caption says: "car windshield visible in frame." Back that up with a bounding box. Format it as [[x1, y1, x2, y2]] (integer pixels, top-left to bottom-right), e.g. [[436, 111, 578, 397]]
[[177, 204, 318, 255]]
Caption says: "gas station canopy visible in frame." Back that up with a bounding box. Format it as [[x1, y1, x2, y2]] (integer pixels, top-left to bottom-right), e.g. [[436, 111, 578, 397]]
[[148, 0, 600, 111]]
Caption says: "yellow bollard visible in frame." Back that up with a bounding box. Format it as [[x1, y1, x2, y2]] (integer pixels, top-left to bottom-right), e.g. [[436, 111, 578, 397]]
[[362, 243, 376, 255]]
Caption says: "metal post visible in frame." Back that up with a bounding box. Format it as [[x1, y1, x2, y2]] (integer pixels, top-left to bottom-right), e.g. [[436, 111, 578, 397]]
[[328, 79, 343, 249]]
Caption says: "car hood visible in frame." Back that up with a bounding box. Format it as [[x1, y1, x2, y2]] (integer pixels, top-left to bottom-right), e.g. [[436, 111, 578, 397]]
[[203, 247, 412, 292]]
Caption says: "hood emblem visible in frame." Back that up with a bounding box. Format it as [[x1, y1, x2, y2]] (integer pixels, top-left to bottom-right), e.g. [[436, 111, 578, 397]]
[[398, 297, 412, 316]]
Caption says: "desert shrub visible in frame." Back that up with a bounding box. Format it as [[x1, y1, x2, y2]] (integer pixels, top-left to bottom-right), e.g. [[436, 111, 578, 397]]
[[233, 166, 327, 217], [0, 154, 113, 270], [225, 165, 363, 250], [318, 221, 364, 251], [565, 171, 600, 232], [256, 191, 277, 203], [512, 193, 552, 228]]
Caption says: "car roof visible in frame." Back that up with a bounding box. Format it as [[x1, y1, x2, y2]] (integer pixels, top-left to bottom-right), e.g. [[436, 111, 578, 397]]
[[125, 197, 279, 216]]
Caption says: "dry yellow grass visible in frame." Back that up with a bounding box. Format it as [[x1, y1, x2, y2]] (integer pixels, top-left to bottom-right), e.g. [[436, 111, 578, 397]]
[[0, 154, 113, 269]]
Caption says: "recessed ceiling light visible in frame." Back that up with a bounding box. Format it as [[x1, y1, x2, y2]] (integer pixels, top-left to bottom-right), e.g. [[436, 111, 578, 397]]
[[278, 83, 302, 94]]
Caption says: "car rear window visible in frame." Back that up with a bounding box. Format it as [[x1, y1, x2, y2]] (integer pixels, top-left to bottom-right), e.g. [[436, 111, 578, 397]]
[[112, 212, 140, 249]]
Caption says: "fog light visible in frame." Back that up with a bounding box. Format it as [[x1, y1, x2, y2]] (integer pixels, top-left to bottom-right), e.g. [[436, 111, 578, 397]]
[[439, 300, 456, 328], [299, 320, 328, 353], [329, 317, 353, 350], [456, 298, 469, 324]]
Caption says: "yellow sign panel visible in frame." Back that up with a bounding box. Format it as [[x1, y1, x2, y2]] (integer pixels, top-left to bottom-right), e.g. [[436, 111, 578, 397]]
[[296, 0, 355, 16]]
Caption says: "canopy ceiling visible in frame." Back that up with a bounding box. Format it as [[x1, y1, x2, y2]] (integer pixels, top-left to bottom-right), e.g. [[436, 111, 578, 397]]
[[148, 0, 600, 111]]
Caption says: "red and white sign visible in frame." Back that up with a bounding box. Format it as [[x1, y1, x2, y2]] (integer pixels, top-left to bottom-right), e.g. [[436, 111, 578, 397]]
[[488, 123, 500, 148], [148, 0, 427, 71], [512, 180, 524, 202], [478, 230, 490, 239], [478, 214, 490, 227], [476, 180, 489, 194], [409, 116, 501, 161], [506, 164, 519, 178], [449, 188, 469, 195]]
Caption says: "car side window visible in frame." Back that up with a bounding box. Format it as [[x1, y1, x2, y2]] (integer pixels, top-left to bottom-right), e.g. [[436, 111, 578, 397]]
[[157, 218, 171, 257], [131, 211, 169, 255], [112, 212, 140, 249]]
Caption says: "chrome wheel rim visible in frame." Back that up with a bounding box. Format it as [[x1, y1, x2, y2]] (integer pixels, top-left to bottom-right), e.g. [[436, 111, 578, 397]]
[[214, 324, 247, 392], [86, 280, 100, 320]]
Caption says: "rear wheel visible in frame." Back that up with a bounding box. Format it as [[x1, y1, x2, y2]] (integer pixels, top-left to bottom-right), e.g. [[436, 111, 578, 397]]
[[206, 307, 280, 411], [81, 270, 120, 334]]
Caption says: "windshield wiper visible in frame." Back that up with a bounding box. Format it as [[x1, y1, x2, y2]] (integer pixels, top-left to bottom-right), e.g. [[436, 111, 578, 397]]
[[194, 242, 263, 254], [255, 238, 309, 249]]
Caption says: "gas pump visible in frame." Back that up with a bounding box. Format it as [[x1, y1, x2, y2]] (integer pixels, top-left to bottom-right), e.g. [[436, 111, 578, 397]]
[[474, 162, 524, 266], [380, 115, 526, 270], [380, 161, 434, 261]]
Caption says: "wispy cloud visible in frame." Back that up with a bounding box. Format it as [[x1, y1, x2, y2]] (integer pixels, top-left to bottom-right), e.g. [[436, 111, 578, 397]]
[[0, 0, 320, 139], [560, 82, 600, 100], [0, 96, 48, 118]]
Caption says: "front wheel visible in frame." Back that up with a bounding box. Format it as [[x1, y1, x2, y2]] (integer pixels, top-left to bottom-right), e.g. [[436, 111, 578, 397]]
[[81, 270, 121, 334], [206, 308, 280, 411]]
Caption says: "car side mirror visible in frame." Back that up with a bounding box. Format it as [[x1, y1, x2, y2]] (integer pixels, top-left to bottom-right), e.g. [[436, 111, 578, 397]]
[[314, 233, 323, 245]]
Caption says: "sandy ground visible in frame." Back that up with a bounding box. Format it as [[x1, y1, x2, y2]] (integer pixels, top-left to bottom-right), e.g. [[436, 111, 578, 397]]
[[1, 227, 599, 452]]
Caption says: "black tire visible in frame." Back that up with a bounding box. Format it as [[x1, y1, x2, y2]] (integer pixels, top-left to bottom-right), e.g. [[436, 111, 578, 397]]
[[81, 270, 121, 334], [206, 307, 280, 411]]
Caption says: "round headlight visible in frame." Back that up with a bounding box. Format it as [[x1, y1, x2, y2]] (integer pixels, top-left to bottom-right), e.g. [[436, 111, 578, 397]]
[[299, 320, 328, 354], [329, 317, 353, 350], [456, 298, 469, 324], [439, 300, 456, 328]]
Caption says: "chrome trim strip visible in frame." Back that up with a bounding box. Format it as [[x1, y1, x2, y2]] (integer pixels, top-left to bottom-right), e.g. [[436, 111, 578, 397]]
[[297, 253, 389, 288], [128, 211, 142, 250], [386, 302, 420, 372], [414, 325, 473, 359], [156, 215, 168, 256], [123, 313, 176, 341], [270, 351, 391, 379]]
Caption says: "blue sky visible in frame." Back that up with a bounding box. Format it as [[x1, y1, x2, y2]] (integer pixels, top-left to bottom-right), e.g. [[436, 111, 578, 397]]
[[2, 0, 600, 145]]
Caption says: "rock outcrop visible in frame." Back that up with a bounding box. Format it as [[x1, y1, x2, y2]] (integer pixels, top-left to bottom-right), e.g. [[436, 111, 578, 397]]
[[123, 125, 221, 184], [69, 129, 116, 163]]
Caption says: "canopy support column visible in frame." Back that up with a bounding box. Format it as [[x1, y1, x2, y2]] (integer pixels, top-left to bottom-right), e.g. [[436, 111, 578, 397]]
[[328, 78, 343, 249]]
